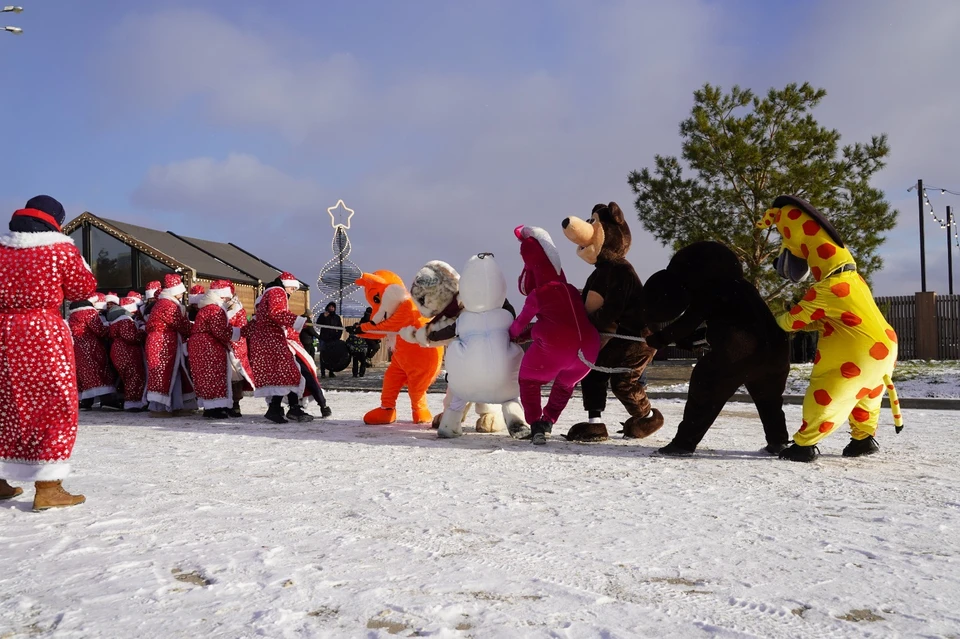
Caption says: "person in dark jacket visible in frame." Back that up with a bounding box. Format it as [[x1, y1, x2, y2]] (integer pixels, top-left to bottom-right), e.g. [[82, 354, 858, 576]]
[[315, 302, 344, 377], [299, 312, 320, 359]]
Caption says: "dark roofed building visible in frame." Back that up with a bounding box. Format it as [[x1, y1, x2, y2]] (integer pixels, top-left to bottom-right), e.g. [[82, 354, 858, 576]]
[[63, 212, 311, 315]]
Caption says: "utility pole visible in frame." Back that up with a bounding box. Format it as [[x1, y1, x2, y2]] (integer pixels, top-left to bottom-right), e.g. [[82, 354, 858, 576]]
[[948, 205, 954, 295], [918, 178, 927, 292]]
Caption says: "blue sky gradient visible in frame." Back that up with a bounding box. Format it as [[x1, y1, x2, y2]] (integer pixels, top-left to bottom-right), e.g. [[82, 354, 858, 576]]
[[2, 0, 959, 302]]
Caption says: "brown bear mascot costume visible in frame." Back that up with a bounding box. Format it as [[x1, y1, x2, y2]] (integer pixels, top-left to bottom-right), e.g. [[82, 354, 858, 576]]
[[560, 202, 663, 441]]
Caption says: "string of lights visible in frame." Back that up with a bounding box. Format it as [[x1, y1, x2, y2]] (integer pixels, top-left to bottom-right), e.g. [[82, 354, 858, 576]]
[[916, 186, 960, 247], [313, 200, 366, 319]]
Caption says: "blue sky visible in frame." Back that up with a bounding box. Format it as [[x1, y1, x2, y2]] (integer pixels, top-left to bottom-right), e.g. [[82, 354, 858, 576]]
[[2, 0, 959, 303]]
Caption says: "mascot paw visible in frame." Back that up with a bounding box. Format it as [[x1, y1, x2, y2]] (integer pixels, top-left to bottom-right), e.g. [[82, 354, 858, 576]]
[[363, 407, 397, 425], [412, 408, 433, 424], [398, 326, 418, 344], [507, 422, 532, 440], [562, 422, 609, 442], [437, 410, 464, 438], [621, 409, 664, 439], [475, 412, 505, 433], [431, 412, 443, 429]]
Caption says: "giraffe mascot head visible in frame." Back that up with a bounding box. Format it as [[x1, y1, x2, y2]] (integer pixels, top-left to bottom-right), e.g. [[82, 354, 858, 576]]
[[758, 195, 902, 463]]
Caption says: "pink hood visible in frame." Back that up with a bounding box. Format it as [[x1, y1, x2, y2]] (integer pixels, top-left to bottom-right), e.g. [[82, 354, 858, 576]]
[[515, 225, 565, 295]]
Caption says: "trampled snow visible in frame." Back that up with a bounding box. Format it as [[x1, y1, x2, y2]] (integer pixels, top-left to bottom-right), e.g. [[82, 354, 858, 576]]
[[2, 392, 959, 638]]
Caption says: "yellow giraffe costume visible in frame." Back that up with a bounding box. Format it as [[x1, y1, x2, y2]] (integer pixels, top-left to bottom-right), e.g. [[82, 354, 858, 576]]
[[758, 196, 902, 459]]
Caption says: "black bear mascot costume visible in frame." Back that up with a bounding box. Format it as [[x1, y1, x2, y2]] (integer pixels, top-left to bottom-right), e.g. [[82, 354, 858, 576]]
[[641, 241, 791, 456]]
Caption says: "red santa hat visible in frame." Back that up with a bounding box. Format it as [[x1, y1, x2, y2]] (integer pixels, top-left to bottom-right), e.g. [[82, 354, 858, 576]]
[[189, 283, 206, 305], [88, 292, 107, 310], [144, 281, 161, 299], [120, 296, 140, 313], [126, 290, 143, 303], [161, 273, 186, 297], [104, 291, 120, 305], [209, 279, 234, 299], [279, 271, 300, 288]]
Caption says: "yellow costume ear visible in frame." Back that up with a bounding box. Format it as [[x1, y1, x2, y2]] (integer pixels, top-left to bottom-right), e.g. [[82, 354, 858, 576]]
[[757, 208, 780, 229]]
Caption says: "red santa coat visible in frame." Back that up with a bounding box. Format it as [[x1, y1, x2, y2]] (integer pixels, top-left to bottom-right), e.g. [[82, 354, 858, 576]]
[[227, 305, 255, 387], [246, 286, 317, 398], [109, 316, 146, 409], [188, 303, 241, 408], [145, 295, 194, 406], [68, 307, 116, 399], [0, 231, 97, 481]]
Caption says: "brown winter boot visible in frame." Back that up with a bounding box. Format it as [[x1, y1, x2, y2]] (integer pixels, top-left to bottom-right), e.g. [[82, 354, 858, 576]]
[[33, 480, 85, 511], [0, 478, 23, 500], [621, 408, 665, 439]]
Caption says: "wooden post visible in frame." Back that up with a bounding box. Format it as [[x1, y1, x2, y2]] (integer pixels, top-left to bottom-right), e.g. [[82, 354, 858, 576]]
[[915, 291, 939, 360]]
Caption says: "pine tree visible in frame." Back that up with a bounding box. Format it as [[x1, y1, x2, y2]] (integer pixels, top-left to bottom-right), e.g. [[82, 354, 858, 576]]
[[628, 82, 897, 311]]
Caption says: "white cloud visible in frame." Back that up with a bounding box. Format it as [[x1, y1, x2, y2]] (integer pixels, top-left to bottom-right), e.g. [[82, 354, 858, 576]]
[[131, 153, 327, 223], [98, 9, 366, 142]]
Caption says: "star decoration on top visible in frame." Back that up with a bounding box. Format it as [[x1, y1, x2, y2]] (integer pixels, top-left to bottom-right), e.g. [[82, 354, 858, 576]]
[[326, 199, 355, 230]]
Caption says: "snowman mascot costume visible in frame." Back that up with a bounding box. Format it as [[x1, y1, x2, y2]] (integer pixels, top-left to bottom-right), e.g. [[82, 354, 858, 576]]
[[403, 253, 530, 439]]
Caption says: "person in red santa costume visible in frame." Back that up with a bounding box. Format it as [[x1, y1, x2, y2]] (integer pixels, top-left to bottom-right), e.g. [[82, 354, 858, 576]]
[[69, 294, 116, 410], [104, 291, 120, 310], [145, 273, 196, 417], [246, 272, 331, 423], [106, 297, 148, 412], [188, 283, 205, 322], [0, 195, 98, 510], [141, 281, 161, 321], [188, 289, 244, 419], [209, 279, 254, 417]]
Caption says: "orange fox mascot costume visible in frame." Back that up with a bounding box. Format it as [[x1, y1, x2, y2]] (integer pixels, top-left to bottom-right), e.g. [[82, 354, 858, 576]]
[[356, 271, 444, 424]]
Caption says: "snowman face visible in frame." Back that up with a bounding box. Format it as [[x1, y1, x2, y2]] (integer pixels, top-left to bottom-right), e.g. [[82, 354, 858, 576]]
[[460, 253, 507, 313]]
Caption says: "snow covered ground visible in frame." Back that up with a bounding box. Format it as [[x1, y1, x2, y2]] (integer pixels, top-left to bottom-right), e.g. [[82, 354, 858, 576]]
[[3, 392, 959, 638], [650, 360, 960, 399]]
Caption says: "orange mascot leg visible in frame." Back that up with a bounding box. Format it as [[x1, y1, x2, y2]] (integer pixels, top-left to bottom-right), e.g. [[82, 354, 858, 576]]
[[363, 363, 406, 425]]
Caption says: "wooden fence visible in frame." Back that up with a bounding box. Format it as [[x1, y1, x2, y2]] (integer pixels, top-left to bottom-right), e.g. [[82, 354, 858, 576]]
[[935, 295, 960, 359], [875, 296, 918, 360]]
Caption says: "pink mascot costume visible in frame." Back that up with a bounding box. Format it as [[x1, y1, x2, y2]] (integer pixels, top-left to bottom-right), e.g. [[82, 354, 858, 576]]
[[509, 225, 600, 445]]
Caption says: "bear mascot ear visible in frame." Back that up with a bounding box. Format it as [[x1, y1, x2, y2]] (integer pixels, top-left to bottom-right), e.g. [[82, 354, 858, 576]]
[[641, 269, 690, 325], [606, 202, 625, 225]]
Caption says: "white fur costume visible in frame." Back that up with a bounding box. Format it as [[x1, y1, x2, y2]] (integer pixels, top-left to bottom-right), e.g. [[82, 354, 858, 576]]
[[403, 255, 529, 439]]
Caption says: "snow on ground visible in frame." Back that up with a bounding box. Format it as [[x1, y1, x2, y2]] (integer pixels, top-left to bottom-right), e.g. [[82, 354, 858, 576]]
[[650, 359, 960, 399], [3, 392, 959, 638]]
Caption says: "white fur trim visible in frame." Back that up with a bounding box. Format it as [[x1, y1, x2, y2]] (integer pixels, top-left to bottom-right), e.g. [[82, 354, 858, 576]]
[[281, 279, 300, 288], [124, 399, 146, 410], [105, 294, 120, 304], [93, 302, 107, 311], [0, 232, 74, 249], [79, 385, 116, 400], [197, 292, 224, 309], [145, 289, 158, 299], [67, 306, 97, 317], [121, 303, 138, 313], [521, 226, 563, 275], [0, 460, 70, 481], [293, 315, 307, 332], [198, 397, 233, 409], [226, 306, 241, 320], [373, 284, 407, 323], [210, 287, 232, 298], [160, 284, 186, 298], [230, 326, 241, 342], [254, 383, 305, 399]]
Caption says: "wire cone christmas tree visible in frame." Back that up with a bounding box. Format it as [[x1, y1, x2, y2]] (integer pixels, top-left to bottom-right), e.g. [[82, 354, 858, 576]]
[[314, 200, 366, 319]]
